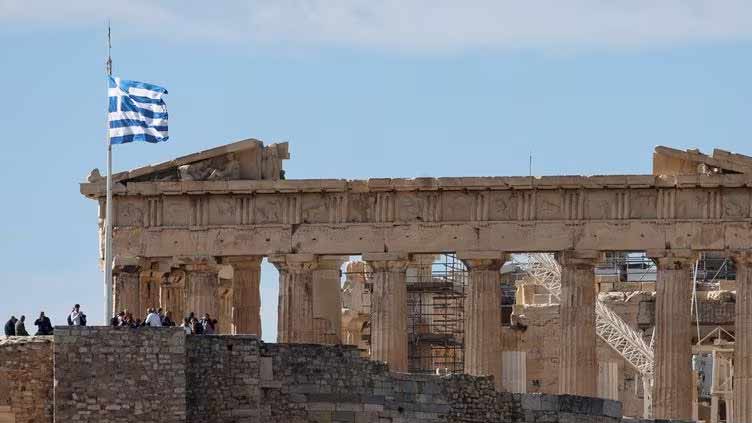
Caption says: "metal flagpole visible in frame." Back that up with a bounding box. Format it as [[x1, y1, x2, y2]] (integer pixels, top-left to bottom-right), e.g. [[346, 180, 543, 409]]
[[103, 22, 114, 323]]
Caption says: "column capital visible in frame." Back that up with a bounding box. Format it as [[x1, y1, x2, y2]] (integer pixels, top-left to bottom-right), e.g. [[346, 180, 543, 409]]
[[556, 250, 601, 268], [221, 255, 263, 270], [363, 252, 410, 272], [457, 251, 507, 271], [112, 255, 141, 273], [647, 249, 698, 269], [172, 256, 219, 272], [269, 254, 318, 273], [316, 255, 348, 270], [729, 250, 752, 265]]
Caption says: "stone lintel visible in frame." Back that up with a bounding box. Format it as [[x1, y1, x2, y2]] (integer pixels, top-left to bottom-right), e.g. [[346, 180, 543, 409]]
[[361, 252, 409, 263]]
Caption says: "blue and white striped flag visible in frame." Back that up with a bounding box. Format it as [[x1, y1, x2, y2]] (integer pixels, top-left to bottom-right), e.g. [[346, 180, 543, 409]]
[[108, 76, 168, 144]]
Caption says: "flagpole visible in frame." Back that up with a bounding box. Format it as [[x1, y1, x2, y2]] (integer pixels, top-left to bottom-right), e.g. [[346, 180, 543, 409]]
[[104, 22, 114, 324]]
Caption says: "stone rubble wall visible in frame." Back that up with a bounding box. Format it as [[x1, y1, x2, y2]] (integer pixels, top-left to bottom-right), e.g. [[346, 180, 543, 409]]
[[0, 328, 697, 422], [256, 342, 624, 423], [0, 336, 53, 423], [185, 335, 261, 422], [52, 327, 186, 423]]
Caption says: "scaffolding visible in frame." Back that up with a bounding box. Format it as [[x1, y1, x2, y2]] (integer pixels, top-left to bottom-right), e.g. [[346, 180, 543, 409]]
[[343, 254, 467, 375], [407, 254, 467, 374]]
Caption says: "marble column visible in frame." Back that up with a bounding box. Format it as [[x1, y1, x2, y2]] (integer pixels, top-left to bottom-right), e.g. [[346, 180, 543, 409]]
[[184, 258, 220, 321], [113, 267, 141, 317], [225, 256, 262, 336], [651, 251, 694, 421], [364, 253, 409, 373], [139, 270, 161, 317], [732, 252, 752, 423], [160, 269, 186, 321], [557, 250, 599, 397], [459, 252, 506, 391], [271, 254, 317, 343], [312, 256, 346, 344], [598, 360, 620, 401], [501, 351, 527, 393]]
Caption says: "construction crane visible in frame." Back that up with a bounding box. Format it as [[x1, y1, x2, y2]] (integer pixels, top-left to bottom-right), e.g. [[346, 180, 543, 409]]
[[520, 253, 655, 418]]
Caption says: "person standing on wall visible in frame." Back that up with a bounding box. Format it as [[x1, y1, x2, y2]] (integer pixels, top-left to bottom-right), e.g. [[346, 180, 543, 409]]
[[67, 304, 86, 326], [4, 316, 17, 336], [14, 316, 28, 336], [34, 312, 53, 335]]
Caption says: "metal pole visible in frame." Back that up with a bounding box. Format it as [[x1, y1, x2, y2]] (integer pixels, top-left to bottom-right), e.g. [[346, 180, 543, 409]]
[[103, 22, 114, 323]]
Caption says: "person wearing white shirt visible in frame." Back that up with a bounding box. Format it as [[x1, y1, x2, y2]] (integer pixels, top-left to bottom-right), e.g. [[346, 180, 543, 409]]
[[144, 308, 162, 327], [68, 304, 84, 326]]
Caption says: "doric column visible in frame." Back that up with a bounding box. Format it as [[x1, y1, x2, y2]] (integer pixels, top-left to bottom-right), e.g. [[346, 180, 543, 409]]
[[459, 252, 506, 390], [597, 360, 619, 401], [650, 250, 695, 420], [557, 250, 599, 397], [312, 256, 346, 344], [270, 254, 317, 343], [160, 269, 186, 321], [183, 258, 220, 321], [363, 253, 409, 373], [113, 265, 141, 316], [501, 351, 527, 393], [732, 251, 752, 423], [224, 256, 262, 336]]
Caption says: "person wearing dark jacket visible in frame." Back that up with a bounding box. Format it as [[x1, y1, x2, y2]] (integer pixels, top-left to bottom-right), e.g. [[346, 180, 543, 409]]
[[4, 316, 17, 336], [34, 312, 53, 335]]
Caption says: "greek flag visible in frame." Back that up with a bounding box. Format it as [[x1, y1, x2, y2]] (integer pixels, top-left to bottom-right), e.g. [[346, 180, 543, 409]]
[[108, 76, 168, 144]]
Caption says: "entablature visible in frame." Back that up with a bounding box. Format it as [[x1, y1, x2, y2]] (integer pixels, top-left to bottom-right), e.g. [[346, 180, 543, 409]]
[[81, 173, 752, 198]]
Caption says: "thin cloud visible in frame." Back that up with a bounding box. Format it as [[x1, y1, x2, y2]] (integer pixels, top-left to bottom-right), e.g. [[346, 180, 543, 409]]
[[2, 0, 752, 51]]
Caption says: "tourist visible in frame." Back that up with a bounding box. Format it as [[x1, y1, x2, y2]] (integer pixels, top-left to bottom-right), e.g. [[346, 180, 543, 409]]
[[111, 311, 125, 327], [14, 316, 28, 336], [162, 311, 176, 327], [34, 312, 53, 335], [190, 317, 203, 335], [4, 316, 17, 336], [200, 314, 215, 335], [181, 318, 192, 335], [67, 304, 86, 326], [144, 308, 162, 327]]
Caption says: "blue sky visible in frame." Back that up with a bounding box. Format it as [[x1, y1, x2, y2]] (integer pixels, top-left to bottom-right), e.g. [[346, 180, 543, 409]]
[[1, 1, 751, 340]]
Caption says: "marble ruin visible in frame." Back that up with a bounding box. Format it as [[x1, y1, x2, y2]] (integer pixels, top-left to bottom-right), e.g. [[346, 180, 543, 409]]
[[2, 139, 749, 422]]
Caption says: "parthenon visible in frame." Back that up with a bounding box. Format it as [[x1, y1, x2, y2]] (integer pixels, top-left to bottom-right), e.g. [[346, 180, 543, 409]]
[[77, 139, 752, 422]]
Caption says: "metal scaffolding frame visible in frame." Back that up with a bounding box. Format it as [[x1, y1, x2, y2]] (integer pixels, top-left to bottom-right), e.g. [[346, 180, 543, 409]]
[[343, 254, 468, 375], [407, 254, 467, 374]]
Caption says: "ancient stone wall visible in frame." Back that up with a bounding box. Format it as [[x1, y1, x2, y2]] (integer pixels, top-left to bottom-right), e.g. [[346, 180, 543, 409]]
[[185, 336, 261, 422], [0, 337, 53, 423], [53, 327, 186, 423], [257, 342, 623, 423], [0, 328, 692, 422]]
